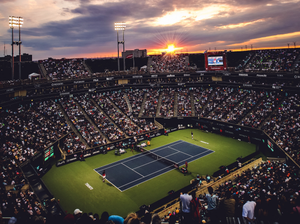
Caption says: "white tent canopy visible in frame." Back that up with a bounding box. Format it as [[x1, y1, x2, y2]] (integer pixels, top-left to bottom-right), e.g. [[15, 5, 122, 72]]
[[28, 73, 41, 80]]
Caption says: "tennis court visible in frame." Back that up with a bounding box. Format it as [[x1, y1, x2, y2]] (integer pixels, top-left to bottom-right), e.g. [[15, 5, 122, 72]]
[[94, 140, 214, 191]]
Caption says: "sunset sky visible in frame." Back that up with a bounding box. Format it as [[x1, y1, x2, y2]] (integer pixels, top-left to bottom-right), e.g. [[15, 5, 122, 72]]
[[0, 0, 299, 60]]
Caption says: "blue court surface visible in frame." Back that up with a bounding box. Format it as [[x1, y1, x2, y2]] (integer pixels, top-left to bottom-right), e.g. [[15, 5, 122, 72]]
[[94, 140, 214, 191]]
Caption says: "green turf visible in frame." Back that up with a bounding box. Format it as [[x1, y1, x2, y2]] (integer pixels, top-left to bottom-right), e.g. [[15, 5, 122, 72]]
[[42, 129, 256, 217]]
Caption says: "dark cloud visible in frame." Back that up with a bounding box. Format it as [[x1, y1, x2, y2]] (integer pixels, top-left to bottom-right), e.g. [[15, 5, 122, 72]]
[[20, 0, 300, 59]]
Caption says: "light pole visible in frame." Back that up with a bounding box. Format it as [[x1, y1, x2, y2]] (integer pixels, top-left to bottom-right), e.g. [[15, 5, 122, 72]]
[[115, 22, 126, 72], [9, 16, 23, 80]]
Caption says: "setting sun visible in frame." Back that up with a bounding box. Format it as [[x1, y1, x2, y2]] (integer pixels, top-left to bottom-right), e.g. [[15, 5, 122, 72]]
[[167, 44, 175, 52]]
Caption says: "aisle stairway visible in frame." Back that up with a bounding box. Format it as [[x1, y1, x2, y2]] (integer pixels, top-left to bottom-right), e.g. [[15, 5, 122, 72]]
[[124, 93, 132, 113], [156, 91, 163, 117], [174, 91, 178, 117], [138, 93, 147, 117], [74, 100, 110, 143], [56, 102, 89, 148], [257, 97, 285, 130], [190, 91, 196, 117], [90, 98, 129, 138]]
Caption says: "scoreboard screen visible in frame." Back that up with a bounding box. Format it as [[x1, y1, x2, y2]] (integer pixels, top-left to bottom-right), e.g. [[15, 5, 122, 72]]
[[44, 146, 54, 161], [208, 56, 224, 66]]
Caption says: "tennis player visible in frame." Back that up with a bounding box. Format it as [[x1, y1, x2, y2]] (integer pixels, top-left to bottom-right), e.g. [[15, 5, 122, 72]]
[[102, 170, 106, 183]]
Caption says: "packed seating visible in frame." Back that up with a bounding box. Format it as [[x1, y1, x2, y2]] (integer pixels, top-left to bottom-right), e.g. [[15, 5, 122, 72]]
[[240, 91, 282, 128], [199, 87, 235, 118], [245, 49, 300, 72], [194, 160, 300, 224], [223, 89, 263, 124], [2, 80, 300, 224], [177, 88, 192, 117], [59, 97, 105, 147], [76, 94, 126, 142], [126, 89, 145, 117], [142, 89, 160, 117], [262, 93, 300, 164], [150, 54, 187, 73], [207, 88, 243, 121], [193, 87, 213, 116], [93, 93, 141, 136], [0, 158, 46, 219], [159, 88, 175, 117], [42, 58, 90, 80], [108, 90, 130, 115], [0, 105, 68, 163]]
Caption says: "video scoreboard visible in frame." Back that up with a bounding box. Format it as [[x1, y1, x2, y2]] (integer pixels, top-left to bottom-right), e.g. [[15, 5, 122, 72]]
[[44, 146, 54, 162]]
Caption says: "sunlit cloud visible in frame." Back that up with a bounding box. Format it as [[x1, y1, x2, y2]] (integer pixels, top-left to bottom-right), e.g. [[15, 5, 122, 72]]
[[155, 10, 190, 25], [1, 0, 299, 60], [228, 31, 300, 47], [217, 19, 266, 29]]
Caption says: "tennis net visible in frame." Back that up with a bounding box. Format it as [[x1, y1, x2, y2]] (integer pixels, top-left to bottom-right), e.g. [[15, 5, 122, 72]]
[[141, 149, 179, 169]]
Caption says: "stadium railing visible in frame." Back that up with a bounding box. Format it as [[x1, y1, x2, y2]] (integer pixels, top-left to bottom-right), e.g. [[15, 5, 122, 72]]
[[154, 157, 263, 218]]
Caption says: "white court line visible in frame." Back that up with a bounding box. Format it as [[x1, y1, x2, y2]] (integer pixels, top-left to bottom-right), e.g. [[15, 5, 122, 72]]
[[122, 163, 144, 177], [167, 146, 193, 157], [85, 183, 93, 190], [119, 149, 214, 191], [118, 162, 176, 189], [200, 141, 209, 144], [94, 140, 214, 191], [94, 140, 184, 172], [93, 169, 122, 192]]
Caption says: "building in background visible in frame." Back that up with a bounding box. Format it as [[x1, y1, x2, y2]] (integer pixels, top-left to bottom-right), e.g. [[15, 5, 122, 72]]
[[122, 49, 147, 59], [0, 53, 32, 62]]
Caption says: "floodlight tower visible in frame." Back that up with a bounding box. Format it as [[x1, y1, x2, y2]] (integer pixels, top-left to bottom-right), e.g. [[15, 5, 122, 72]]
[[9, 16, 23, 80], [114, 22, 126, 72]]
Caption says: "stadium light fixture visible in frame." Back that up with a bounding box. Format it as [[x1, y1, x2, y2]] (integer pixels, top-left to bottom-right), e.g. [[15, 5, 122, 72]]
[[9, 16, 23, 80], [115, 22, 126, 72]]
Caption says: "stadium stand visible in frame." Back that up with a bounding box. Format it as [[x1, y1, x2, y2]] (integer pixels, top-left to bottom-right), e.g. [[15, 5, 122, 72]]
[[42, 58, 90, 80], [1, 48, 300, 224], [150, 54, 188, 73]]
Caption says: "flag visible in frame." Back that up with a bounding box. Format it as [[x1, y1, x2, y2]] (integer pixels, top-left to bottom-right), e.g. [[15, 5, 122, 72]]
[[126, 54, 133, 59]]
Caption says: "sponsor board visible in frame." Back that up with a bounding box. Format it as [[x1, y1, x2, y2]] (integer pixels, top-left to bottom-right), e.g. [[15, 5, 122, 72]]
[[56, 160, 66, 167], [84, 153, 91, 157], [66, 157, 77, 163], [92, 150, 101, 155], [51, 83, 63, 86], [60, 92, 70, 96], [224, 130, 234, 135]]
